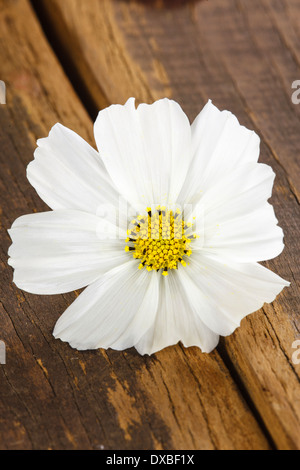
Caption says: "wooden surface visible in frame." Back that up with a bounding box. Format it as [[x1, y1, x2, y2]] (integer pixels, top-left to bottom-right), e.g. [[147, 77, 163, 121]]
[[0, 0, 299, 450]]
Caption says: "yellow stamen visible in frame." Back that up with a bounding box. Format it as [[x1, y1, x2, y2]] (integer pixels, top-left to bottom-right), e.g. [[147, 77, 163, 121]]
[[125, 206, 198, 275]]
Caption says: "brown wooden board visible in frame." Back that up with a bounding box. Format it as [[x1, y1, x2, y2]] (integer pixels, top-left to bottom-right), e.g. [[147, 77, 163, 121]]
[[0, 0, 274, 450], [30, 0, 300, 449]]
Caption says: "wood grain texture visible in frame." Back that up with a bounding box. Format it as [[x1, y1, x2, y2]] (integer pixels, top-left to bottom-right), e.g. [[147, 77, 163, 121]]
[[0, 0, 272, 450], [32, 0, 300, 449]]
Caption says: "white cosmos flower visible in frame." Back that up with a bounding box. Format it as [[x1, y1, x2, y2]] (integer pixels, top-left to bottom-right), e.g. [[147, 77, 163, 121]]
[[8, 98, 289, 355]]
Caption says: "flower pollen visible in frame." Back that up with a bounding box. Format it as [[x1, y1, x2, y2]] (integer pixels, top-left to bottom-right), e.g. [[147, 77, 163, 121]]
[[125, 206, 198, 275]]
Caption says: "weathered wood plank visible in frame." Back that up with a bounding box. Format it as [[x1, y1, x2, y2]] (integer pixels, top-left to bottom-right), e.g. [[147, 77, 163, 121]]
[[34, 0, 300, 449], [0, 0, 270, 450]]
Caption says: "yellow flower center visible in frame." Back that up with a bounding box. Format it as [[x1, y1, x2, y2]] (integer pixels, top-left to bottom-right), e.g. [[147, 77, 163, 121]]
[[125, 206, 198, 276]]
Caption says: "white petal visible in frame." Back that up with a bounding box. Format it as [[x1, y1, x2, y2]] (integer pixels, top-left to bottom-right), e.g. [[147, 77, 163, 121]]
[[179, 253, 289, 336], [191, 163, 284, 262], [27, 123, 120, 213], [94, 98, 191, 209], [53, 261, 160, 351], [179, 100, 260, 205], [199, 203, 284, 262], [8, 210, 127, 294], [136, 271, 219, 355]]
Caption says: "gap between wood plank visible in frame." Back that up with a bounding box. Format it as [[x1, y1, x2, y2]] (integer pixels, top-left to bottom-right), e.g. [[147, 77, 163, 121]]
[[31, 0, 107, 120], [217, 338, 277, 450]]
